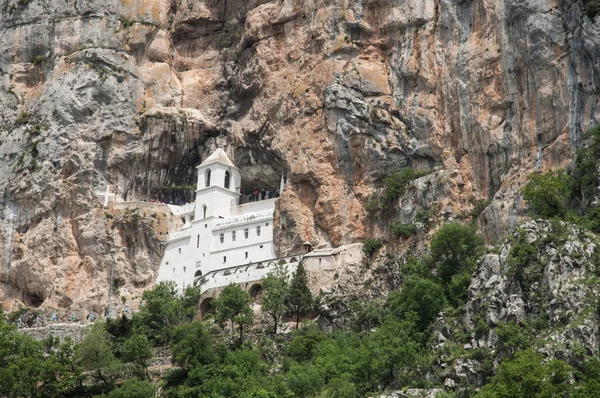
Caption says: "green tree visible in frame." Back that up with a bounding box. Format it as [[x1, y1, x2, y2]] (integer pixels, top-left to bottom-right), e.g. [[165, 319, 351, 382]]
[[77, 322, 122, 387], [286, 262, 313, 328], [476, 349, 574, 398], [262, 267, 290, 334], [101, 379, 156, 398], [522, 170, 571, 219], [430, 222, 484, 286], [134, 282, 201, 345], [387, 276, 445, 333], [572, 125, 600, 209], [121, 333, 153, 380], [170, 321, 214, 369], [214, 284, 253, 343]]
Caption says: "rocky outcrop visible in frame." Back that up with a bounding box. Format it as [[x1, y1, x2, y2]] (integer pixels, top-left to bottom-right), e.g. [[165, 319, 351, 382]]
[[0, 0, 599, 310], [435, 220, 600, 386]]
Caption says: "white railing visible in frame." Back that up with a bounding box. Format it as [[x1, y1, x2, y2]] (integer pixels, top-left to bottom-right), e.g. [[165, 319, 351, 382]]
[[196, 255, 303, 292], [168, 203, 195, 216], [168, 228, 192, 241]]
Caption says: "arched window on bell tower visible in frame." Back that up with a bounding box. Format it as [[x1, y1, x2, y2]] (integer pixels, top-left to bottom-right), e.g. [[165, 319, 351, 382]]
[[205, 169, 211, 187], [224, 171, 231, 189], [202, 205, 207, 219]]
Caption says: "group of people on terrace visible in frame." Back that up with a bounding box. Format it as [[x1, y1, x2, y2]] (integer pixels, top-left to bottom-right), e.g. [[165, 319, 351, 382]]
[[247, 188, 280, 202]]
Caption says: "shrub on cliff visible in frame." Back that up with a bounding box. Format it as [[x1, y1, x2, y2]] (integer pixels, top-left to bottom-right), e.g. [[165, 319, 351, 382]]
[[522, 170, 571, 219], [362, 237, 383, 257]]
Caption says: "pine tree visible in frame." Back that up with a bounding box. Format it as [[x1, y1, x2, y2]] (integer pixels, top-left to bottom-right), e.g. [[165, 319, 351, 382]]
[[286, 262, 313, 328]]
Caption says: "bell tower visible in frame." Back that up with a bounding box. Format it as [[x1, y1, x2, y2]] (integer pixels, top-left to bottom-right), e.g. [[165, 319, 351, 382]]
[[194, 149, 241, 221]]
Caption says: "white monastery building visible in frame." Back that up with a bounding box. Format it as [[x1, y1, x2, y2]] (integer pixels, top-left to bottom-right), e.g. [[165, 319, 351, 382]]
[[157, 149, 294, 292]]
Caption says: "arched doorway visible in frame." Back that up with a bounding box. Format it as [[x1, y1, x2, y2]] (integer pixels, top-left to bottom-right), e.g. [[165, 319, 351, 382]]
[[199, 298, 215, 319], [249, 284, 264, 305]]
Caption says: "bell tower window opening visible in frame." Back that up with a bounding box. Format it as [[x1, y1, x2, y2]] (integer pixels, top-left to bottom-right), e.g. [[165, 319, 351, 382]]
[[202, 205, 207, 219], [224, 171, 231, 189], [205, 169, 211, 187]]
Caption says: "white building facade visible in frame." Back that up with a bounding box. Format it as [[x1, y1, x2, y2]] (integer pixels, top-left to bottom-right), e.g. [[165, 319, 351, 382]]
[[157, 149, 287, 292]]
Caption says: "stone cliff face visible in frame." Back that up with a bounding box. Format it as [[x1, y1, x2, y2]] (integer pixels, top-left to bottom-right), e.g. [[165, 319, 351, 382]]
[[0, 0, 598, 312]]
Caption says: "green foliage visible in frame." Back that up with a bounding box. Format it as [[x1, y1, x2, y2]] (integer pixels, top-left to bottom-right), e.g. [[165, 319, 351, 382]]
[[389, 221, 417, 238], [286, 263, 313, 328], [78, 323, 122, 387], [476, 349, 574, 398], [573, 125, 600, 206], [522, 170, 571, 218], [15, 111, 30, 125], [383, 167, 427, 203], [221, 19, 241, 48], [506, 230, 543, 294], [285, 323, 327, 363], [585, 1, 600, 19], [430, 222, 484, 286], [262, 267, 290, 334], [121, 333, 153, 380], [495, 321, 532, 356], [101, 379, 156, 398], [134, 282, 200, 345], [362, 237, 383, 257], [387, 276, 445, 333], [214, 283, 253, 342], [170, 321, 214, 370]]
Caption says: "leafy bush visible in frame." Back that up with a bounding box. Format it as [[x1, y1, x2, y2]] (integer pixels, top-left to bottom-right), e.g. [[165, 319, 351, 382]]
[[389, 222, 417, 238], [387, 276, 446, 333], [522, 170, 571, 219], [383, 167, 427, 203], [362, 238, 383, 257], [430, 223, 484, 285], [585, 1, 600, 19], [506, 230, 542, 294]]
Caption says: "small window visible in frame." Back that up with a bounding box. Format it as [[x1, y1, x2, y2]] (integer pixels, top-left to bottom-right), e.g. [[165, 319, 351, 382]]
[[245, 252, 248, 259], [224, 170, 231, 189], [183, 267, 186, 273], [260, 245, 263, 249], [197, 235, 200, 248], [205, 224, 207, 228], [223, 256, 227, 263], [178, 248, 181, 254], [266, 222, 269, 226], [257, 226, 261, 236], [173, 268, 175, 274], [232, 231, 236, 241], [202, 205, 207, 219], [220, 233, 224, 244], [205, 169, 211, 187], [244, 228, 249, 239]]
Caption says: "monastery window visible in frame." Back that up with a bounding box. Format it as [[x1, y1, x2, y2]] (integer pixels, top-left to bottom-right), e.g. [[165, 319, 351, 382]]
[[244, 228, 249, 239], [232, 231, 236, 241], [202, 205, 207, 219], [223, 256, 227, 264], [266, 222, 269, 226], [205, 169, 211, 187], [220, 233, 224, 244], [197, 235, 200, 248], [205, 224, 207, 228], [183, 267, 186, 273], [260, 245, 264, 249], [178, 248, 181, 255], [245, 252, 248, 259], [173, 268, 175, 274], [224, 171, 231, 189], [256, 226, 261, 236]]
